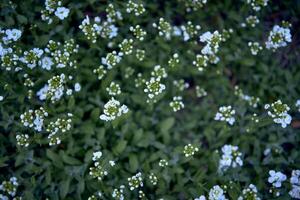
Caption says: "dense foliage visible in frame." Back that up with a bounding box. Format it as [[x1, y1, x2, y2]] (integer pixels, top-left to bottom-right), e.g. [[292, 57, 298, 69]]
[[0, 0, 300, 199]]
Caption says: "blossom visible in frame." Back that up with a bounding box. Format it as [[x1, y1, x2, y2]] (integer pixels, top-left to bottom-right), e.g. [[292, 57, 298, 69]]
[[169, 96, 184, 112], [100, 98, 129, 121], [214, 106, 236, 125], [208, 185, 227, 200], [128, 172, 143, 191], [265, 25, 292, 50], [3, 29, 22, 43], [219, 145, 243, 172], [183, 144, 199, 157], [264, 100, 291, 128], [268, 170, 287, 188], [238, 184, 261, 200], [39, 56, 53, 70], [54, 7, 70, 20]]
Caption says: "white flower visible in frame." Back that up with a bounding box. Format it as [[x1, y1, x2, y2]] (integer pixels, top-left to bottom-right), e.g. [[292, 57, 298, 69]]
[[289, 185, 300, 199], [92, 151, 102, 161], [39, 56, 53, 70], [268, 170, 287, 188], [195, 196, 206, 200], [55, 7, 70, 20], [74, 83, 81, 92], [100, 98, 129, 121], [219, 145, 243, 172], [208, 185, 227, 200], [109, 160, 116, 166], [0, 96, 3, 101], [3, 29, 22, 43]]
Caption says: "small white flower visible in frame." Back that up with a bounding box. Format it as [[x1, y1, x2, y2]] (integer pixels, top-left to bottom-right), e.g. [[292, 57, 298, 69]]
[[92, 151, 102, 161], [55, 7, 70, 20], [268, 170, 287, 188], [74, 83, 81, 92]]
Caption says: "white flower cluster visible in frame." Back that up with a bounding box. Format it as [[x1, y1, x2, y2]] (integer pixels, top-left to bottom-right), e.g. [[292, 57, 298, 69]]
[[234, 86, 260, 107], [93, 65, 107, 80], [41, 0, 70, 24], [179, 21, 201, 41], [20, 107, 48, 132], [168, 53, 180, 68], [183, 144, 199, 157], [158, 159, 168, 167], [214, 106, 236, 125], [197, 185, 227, 200], [148, 173, 158, 186], [106, 82, 121, 96], [89, 151, 115, 181], [79, 15, 118, 43], [237, 184, 261, 200], [144, 77, 166, 103], [130, 25, 147, 41], [248, 42, 263, 55], [265, 25, 292, 50], [289, 170, 300, 199], [170, 96, 184, 112], [196, 86, 207, 98], [178, 0, 208, 12], [119, 39, 134, 55], [153, 18, 172, 40], [47, 115, 72, 146], [126, 0, 145, 16], [0, 177, 19, 197], [20, 48, 44, 69], [112, 185, 125, 200], [0, 28, 22, 71], [1, 28, 22, 44], [101, 51, 123, 69], [16, 134, 30, 147], [173, 79, 189, 92], [128, 172, 143, 191], [247, 0, 269, 11], [99, 98, 129, 121], [219, 145, 243, 172], [41, 74, 65, 102], [264, 100, 292, 128], [268, 170, 287, 196], [199, 30, 223, 63], [243, 15, 260, 27]]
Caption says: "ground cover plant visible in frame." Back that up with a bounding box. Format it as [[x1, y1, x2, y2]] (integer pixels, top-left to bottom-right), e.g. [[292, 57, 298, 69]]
[[0, 0, 300, 199]]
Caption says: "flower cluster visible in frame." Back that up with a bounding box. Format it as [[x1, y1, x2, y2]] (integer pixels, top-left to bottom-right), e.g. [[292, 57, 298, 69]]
[[214, 106, 236, 125], [47, 115, 72, 146], [101, 51, 123, 69], [1, 28, 22, 44], [20, 107, 48, 132], [79, 15, 118, 43], [237, 184, 261, 200], [248, 42, 263, 55], [168, 53, 180, 68], [16, 133, 30, 147], [247, 0, 269, 11], [197, 185, 227, 200], [148, 173, 158, 186], [264, 100, 291, 128], [39, 74, 66, 102], [41, 0, 70, 24], [289, 170, 300, 199], [265, 25, 292, 51], [144, 77, 166, 103], [130, 25, 147, 41], [99, 98, 129, 121], [135, 49, 145, 61], [20, 48, 44, 69], [89, 151, 112, 181], [93, 65, 107, 80], [183, 144, 199, 157], [195, 86, 207, 98], [169, 96, 184, 112], [234, 86, 260, 107], [178, 0, 208, 12], [219, 145, 243, 172], [106, 82, 121, 96], [243, 15, 260, 27], [158, 159, 169, 167], [173, 79, 189, 92], [180, 21, 201, 41], [112, 185, 125, 200], [153, 18, 172, 40], [0, 177, 19, 197], [119, 39, 134, 55], [268, 170, 287, 196], [126, 1, 145, 16], [128, 172, 143, 191]]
